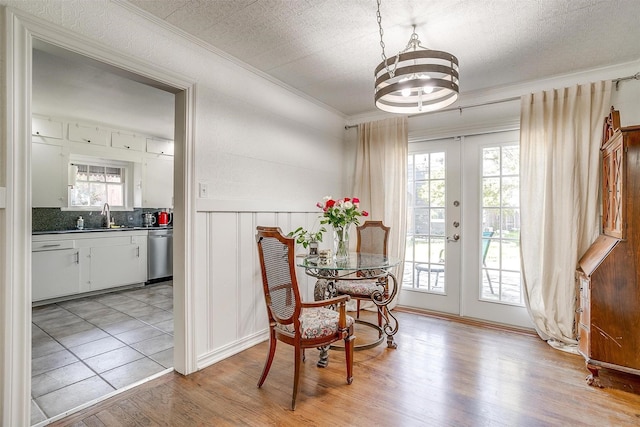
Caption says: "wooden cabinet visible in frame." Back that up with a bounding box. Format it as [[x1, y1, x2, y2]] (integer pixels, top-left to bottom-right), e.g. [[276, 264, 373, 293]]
[[32, 142, 68, 207], [577, 109, 640, 387]]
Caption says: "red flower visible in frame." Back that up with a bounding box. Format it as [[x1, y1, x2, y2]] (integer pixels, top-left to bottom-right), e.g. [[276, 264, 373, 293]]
[[344, 197, 351, 202], [362, 211, 369, 216], [325, 199, 336, 208], [352, 197, 359, 204]]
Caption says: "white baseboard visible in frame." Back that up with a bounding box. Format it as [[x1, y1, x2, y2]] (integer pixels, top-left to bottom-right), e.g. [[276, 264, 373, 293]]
[[196, 330, 269, 371]]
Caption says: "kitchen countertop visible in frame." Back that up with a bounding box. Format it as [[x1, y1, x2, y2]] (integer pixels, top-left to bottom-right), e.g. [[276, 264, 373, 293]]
[[33, 226, 172, 235]]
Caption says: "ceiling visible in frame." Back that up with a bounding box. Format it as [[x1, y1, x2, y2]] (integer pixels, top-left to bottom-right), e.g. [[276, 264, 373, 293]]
[[126, 0, 640, 117]]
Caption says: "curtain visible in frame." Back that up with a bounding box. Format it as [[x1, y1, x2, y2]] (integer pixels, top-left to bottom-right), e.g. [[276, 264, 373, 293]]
[[354, 117, 408, 308], [520, 81, 611, 349]]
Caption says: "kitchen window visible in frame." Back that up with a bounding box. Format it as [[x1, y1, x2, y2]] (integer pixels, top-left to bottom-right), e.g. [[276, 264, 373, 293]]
[[69, 162, 126, 208]]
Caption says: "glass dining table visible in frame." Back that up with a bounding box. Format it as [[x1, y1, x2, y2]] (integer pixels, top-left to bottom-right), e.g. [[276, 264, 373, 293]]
[[297, 252, 400, 363]]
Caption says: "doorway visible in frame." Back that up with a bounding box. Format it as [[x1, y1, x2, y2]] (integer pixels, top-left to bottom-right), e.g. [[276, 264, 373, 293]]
[[400, 131, 532, 329], [3, 10, 195, 426]]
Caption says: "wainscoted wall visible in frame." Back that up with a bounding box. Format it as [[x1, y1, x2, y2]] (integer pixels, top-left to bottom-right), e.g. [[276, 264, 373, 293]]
[[193, 210, 323, 368]]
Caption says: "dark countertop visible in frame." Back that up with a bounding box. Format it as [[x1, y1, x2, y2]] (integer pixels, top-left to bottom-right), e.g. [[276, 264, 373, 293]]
[[32, 226, 172, 235]]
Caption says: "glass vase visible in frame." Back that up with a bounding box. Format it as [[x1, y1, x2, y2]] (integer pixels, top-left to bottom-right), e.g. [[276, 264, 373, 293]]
[[333, 225, 350, 261]]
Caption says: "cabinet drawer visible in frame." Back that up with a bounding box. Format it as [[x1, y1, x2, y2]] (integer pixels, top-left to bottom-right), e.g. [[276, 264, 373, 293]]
[[33, 240, 75, 251], [111, 131, 145, 151], [68, 122, 109, 146], [32, 116, 63, 139]]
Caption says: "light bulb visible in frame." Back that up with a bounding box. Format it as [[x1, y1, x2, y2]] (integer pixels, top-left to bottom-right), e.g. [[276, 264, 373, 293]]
[[419, 74, 433, 94]]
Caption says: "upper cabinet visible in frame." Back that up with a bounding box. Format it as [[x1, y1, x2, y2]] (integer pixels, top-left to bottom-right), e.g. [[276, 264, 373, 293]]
[[31, 115, 175, 209], [111, 131, 145, 152], [146, 137, 174, 156], [68, 122, 109, 146], [32, 142, 67, 207], [32, 116, 63, 140]]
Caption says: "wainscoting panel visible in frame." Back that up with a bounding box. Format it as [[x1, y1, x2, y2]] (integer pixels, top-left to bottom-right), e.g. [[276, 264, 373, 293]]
[[195, 210, 320, 369]]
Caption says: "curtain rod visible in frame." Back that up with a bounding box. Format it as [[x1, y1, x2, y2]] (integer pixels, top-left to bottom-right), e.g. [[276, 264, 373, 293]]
[[345, 71, 640, 130]]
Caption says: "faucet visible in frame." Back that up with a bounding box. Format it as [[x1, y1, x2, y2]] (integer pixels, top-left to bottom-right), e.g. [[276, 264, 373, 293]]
[[101, 202, 111, 228]]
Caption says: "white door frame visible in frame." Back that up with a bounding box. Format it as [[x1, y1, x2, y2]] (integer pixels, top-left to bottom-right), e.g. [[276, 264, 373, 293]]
[[2, 8, 197, 425]]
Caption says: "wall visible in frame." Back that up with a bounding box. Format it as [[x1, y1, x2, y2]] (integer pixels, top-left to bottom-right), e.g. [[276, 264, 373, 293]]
[[0, 2, 347, 419]]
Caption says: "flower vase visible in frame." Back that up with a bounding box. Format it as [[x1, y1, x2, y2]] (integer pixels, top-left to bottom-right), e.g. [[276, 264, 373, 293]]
[[333, 225, 350, 261]]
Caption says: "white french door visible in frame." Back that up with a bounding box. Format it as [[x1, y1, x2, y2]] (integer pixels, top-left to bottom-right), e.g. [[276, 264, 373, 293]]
[[400, 137, 462, 314], [400, 131, 532, 329]]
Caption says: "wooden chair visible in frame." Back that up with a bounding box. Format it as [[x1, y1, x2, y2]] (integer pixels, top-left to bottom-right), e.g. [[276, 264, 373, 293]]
[[335, 221, 390, 326], [255, 226, 355, 410]]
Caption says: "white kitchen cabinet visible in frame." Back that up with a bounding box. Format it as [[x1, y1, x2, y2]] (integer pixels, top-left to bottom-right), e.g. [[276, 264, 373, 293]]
[[143, 156, 173, 208], [68, 122, 109, 146], [32, 231, 148, 302], [146, 137, 174, 156], [32, 240, 81, 302], [87, 234, 147, 291], [32, 142, 67, 207], [111, 131, 146, 152], [32, 116, 63, 140]]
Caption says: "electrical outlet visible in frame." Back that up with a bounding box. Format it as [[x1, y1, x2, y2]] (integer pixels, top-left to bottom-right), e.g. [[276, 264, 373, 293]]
[[199, 182, 208, 198]]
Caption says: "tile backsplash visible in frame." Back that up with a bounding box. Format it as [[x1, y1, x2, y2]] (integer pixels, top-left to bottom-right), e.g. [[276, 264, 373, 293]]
[[32, 208, 165, 232]]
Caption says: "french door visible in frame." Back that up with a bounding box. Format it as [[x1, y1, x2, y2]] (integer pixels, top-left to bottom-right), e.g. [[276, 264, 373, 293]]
[[400, 131, 532, 329]]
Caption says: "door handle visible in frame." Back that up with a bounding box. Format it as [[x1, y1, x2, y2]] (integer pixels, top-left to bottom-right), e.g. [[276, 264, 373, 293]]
[[447, 234, 460, 242]]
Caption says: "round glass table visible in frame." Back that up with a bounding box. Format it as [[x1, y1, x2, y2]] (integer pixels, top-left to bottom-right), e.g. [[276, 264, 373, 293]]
[[297, 252, 401, 355]]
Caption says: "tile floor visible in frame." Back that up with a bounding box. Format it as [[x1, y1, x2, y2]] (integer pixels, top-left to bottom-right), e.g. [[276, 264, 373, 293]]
[[30, 281, 174, 425]]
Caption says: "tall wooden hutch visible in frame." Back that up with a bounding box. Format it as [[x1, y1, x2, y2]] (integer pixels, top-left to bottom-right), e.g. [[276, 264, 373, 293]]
[[576, 107, 640, 387]]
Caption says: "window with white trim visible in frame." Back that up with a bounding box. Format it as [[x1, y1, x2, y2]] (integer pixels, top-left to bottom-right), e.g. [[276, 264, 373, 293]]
[[69, 162, 125, 207]]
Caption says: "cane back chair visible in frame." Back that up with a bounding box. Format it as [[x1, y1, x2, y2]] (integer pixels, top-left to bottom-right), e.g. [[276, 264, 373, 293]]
[[335, 221, 390, 325], [255, 226, 355, 410]]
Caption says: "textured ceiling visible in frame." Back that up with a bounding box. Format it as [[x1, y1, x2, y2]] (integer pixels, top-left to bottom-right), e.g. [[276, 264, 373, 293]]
[[126, 0, 640, 117]]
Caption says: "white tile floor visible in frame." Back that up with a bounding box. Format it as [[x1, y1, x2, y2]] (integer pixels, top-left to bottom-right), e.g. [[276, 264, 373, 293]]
[[31, 281, 173, 425]]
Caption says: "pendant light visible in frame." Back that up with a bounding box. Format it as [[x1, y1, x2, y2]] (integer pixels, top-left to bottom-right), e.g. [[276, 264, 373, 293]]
[[374, 0, 459, 114]]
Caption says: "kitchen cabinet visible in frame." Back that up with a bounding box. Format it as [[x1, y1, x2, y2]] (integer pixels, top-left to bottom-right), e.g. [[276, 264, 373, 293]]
[[143, 156, 173, 208], [112, 131, 146, 152], [577, 108, 640, 387], [32, 142, 67, 207], [32, 240, 81, 302], [146, 137, 174, 156], [32, 230, 148, 302], [87, 234, 147, 291], [68, 122, 109, 146], [32, 116, 63, 140]]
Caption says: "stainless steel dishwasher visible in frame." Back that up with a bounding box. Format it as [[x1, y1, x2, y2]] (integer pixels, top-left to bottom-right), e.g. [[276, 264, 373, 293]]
[[147, 228, 173, 282]]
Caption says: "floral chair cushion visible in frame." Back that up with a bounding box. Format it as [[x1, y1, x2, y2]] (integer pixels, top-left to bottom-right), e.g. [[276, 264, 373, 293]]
[[335, 280, 384, 297], [276, 307, 354, 339]]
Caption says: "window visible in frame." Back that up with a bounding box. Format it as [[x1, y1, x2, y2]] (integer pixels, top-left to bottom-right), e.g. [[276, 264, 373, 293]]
[[69, 163, 125, 207], [481, 144, 522, 304]]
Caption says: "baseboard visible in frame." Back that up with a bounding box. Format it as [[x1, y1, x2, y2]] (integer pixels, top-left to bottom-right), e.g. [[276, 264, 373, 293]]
[[196, 330, 269, 370], [394, 305, 537, 337]]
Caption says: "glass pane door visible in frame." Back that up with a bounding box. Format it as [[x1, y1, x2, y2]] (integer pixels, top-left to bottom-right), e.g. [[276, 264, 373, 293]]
[[400, 138, 461, 314]]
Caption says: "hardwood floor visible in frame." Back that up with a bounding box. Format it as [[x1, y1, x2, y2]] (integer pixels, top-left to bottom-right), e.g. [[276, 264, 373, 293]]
[[51, 310, 640, 426]]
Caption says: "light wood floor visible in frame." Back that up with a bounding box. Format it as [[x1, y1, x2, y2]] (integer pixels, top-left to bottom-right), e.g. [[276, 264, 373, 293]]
[[52, 309, 640, 426]]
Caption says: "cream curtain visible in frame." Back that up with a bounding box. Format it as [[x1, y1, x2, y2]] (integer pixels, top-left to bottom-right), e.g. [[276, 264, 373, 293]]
[[520, 81, 611, 348], [354, 117, 408, 308]]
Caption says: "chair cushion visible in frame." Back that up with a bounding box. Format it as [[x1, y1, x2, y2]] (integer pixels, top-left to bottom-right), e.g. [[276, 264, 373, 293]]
[[276, 308, 354, 339], [335, 280, 384, 297]]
